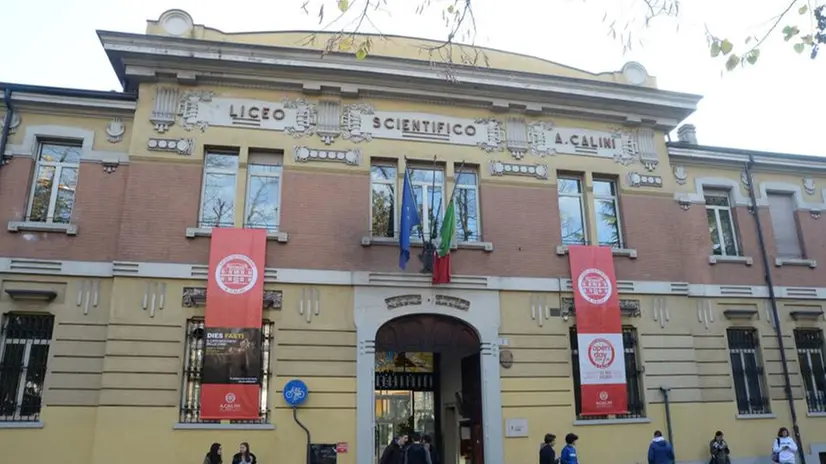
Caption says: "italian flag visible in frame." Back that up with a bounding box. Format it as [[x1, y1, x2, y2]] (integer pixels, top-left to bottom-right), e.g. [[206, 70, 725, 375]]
[[433, 196, 455, 284]]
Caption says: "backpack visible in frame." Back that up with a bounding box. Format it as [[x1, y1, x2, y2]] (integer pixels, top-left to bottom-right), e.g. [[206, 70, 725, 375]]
[[771, 438, 780, 463]]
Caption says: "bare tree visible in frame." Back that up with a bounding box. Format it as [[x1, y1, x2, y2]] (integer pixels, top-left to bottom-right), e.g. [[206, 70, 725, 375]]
[[301, 0, 825, 73]]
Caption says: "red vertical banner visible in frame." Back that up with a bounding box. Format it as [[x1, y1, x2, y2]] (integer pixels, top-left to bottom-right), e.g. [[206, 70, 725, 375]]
[[200, 228, 267, 420], [568, 245, 627, 416]]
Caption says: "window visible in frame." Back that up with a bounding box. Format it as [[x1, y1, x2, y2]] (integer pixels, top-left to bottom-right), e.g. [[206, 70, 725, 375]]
[[767, 193, 803, 259], [727, 328, 770, 415], [28, 141, 81, 223], [558, 176, 587, 245], [569, 326, 645, 419], [409, 166, 444, 240], [0, 314, 54, 421], [244, 151, 283, 231], [455, 168, 481, 242], [705, 190, 740, 256], [371, 162, 397, 238], [593, 178, 623, 247], [199, 150, 239, 228], [794, 329, 826, 413], [179, 319, 274, 423]]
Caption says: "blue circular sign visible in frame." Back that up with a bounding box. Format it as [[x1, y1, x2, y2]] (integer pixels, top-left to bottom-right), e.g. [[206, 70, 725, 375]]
[[283, 379, 308, 407]]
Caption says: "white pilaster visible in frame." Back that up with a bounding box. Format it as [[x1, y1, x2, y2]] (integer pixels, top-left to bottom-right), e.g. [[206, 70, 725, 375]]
[[356, 337, 376, 464], [480, 340, 504, 464]]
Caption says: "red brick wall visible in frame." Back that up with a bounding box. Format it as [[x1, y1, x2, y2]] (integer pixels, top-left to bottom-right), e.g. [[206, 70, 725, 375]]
[[3, 161, 826, 288], [0, 158, 123, 261]]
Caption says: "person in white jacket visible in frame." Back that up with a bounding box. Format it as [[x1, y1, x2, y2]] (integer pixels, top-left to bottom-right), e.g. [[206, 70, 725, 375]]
[[772, 427, 799, 464]]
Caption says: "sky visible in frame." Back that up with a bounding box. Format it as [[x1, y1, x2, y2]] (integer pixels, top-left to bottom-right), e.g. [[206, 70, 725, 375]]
[[1, 0, 823, 156]]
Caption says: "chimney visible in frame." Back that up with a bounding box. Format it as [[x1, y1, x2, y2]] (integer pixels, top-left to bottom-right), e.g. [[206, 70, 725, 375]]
[[677, 124, 698, 144]]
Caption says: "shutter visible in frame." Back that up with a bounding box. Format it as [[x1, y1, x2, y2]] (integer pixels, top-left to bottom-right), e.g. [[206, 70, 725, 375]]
[[767, 193, 802, 258]]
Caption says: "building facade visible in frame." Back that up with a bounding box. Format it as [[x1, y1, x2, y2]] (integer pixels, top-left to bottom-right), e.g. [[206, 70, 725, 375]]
[[1, 9, 825, 464]]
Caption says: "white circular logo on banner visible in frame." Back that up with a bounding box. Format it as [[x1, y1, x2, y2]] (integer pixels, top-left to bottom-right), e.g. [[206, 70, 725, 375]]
[[587, 338, 616, 369], [225, 392, 236, 404], [577, 268, 612, 305], [215, 254, 258, 295], [599, 391, 609, 401]]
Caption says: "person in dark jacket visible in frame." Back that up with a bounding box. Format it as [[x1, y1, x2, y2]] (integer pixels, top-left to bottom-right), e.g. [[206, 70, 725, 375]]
[[540, 433, 557, 464], [560, 433, 579, 464], [648, 431, 675, 464], [404, 433, 432, 464], [231, 442, 257, 464], [423, 434, 440, 464], [380, 435, 408, 464]]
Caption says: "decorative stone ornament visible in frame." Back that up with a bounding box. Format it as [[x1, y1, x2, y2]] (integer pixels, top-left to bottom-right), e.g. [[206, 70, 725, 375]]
[[489, 161, 548, 180], [673, 165, 688, 185], [105, 118, 125, 143], [150, 87, 178, 133], [147, 138, 194, 156], [626, 172, 663, 188], [293, 146, 360, 166], [0, 111, 21, 135], [102, 161, 119, 173], [158, 9, 194, 37], [621, 61, 649, 86], [803, 177, 816, 195]]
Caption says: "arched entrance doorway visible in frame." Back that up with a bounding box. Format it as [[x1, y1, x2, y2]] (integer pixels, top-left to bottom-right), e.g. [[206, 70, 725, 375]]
[[374, 315, 484, 464]]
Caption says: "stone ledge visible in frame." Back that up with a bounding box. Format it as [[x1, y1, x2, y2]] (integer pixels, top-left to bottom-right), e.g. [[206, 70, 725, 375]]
[[361, 236, 494, 252], [556, 244, 638, 259], [0, 421, 44, 429], [185, 227, 289, 243], [775, 257, 817, 269], [173, 422, 276, 430], [572, 417, 651, 426], [806, 411, 826, 417], [7, 220, 78, 235], [735, 413, 776, 420], [708, 255, 753, 266]]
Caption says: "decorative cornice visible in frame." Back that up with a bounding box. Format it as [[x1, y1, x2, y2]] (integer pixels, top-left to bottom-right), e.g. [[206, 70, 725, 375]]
[[97, 31, 700, 129], [668, 145, 826, 173], [1, 257, 826, 300]]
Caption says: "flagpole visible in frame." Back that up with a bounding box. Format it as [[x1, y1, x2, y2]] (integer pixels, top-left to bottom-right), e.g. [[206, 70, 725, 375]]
[[403, 156, 426, 243], [428, 154, 438, 241]]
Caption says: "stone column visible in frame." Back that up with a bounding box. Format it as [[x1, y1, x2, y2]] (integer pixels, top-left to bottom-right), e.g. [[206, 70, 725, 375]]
[[356, 337, 376, 464], [480, 340, 504, 464]]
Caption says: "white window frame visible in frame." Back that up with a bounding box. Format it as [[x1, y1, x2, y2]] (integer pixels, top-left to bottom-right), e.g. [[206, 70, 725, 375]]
[[705, 190, 740, 256], [558, 175, 587, 246], [0, 315, 53, 421], [455, 167, 482, 243], [199, 150, 239, 228], [369, 162, 399, 238], [592, 177, 624, 248], [26, 140, 81, 223], [409, 165, 445, 239], [244, 153, 283, 232]]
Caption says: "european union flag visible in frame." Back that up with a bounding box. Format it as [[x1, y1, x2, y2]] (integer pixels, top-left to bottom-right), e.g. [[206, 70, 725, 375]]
[[399, 167, 421, 270]]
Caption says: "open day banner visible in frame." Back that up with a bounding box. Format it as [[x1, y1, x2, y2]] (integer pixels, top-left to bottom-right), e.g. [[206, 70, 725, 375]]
[[568, 245, 628, 416], [200, 228, 267, 420]]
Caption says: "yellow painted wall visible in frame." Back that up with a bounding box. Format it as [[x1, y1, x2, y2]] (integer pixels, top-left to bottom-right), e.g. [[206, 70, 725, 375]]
[[1, 275, 824, 463], [498, 291, 826, 463]]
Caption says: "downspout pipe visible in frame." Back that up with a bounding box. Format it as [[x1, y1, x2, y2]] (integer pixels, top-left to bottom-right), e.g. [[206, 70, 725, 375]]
[[744, 155, 806, 464], [0, 88, 13, 178], [659, 386, 674, 449]]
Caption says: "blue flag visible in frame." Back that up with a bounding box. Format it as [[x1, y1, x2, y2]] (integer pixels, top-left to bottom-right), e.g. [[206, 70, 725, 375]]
[[399, 167, 421, 270]]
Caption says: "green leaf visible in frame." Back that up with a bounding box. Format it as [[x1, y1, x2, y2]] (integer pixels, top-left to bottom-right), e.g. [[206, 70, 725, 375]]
[[745, 36, 752, 44], [337, 0, 349, 12], [725, 54, 740, 71], [710, 41, 721, 57], [794, 43, 806, 53], [799, 5, 808, 14], [720, 39, 734, 55], [802, 34, 815, 45], [746, 49, 760, 65], [783, 25, 800, 41], [447, 4, 455, 13]]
